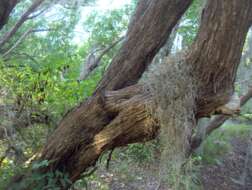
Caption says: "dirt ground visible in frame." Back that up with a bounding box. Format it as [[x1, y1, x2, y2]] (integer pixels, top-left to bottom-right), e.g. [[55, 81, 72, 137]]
[[89, 135, 252, 190], [201, 137, 252, 190]]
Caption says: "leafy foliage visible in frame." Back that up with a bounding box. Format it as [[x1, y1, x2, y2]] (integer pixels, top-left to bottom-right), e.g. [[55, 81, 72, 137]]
[[0, 0, 136, 188], [196, 124, 251, 164], [177, 0, 203, 46]]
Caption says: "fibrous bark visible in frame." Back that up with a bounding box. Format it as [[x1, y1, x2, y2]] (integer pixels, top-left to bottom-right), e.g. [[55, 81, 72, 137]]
[[187, 0, 252, 117], [8, 0, 252, 189], [96, 0, 193, 91], [37, 0, 192, 181]]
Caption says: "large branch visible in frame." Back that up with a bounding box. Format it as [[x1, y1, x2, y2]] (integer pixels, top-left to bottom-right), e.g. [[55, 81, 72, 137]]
[[0, 0, 45, 49], [50, 0, 252, 176], [95, 0, 193, 91]]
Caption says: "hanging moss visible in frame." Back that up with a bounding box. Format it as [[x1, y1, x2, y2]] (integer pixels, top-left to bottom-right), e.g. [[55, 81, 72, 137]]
[[140, 52, 198, 186]]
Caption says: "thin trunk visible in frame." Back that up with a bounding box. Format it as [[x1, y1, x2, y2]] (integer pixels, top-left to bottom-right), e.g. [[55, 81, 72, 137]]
[[0, 0, 45, 49], [79, 36, 124, 81], [0, 0, 19, 30]]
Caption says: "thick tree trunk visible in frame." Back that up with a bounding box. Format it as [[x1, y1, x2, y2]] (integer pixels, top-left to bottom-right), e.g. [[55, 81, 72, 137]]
[[187, 0, 252, 117], [8, 0, 252, 189], [38, 0, 193, 182]]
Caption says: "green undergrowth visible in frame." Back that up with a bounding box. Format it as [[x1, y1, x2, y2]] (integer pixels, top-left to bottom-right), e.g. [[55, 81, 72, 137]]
[[196, 124, 251, 165]]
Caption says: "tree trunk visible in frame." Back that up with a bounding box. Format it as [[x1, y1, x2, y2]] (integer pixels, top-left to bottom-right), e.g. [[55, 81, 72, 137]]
[[0, 0, 19, 30], [8, 0, 252, 189], [39, 0, 193, 182]]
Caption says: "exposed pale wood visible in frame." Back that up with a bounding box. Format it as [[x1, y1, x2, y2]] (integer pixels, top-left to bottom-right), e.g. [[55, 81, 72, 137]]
[[79, 37, 124, 81], [191, 87, 252, 151], [187, 0, 252, 117]]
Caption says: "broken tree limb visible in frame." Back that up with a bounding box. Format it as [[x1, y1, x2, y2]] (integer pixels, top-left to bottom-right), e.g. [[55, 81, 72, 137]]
[[78, 36, 124, 81], [190, 87, 252, 151]]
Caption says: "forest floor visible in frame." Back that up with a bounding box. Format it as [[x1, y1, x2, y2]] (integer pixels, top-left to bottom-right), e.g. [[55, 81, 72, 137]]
[[87, 124, 252, 190], [201, 137, 252, 190]]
